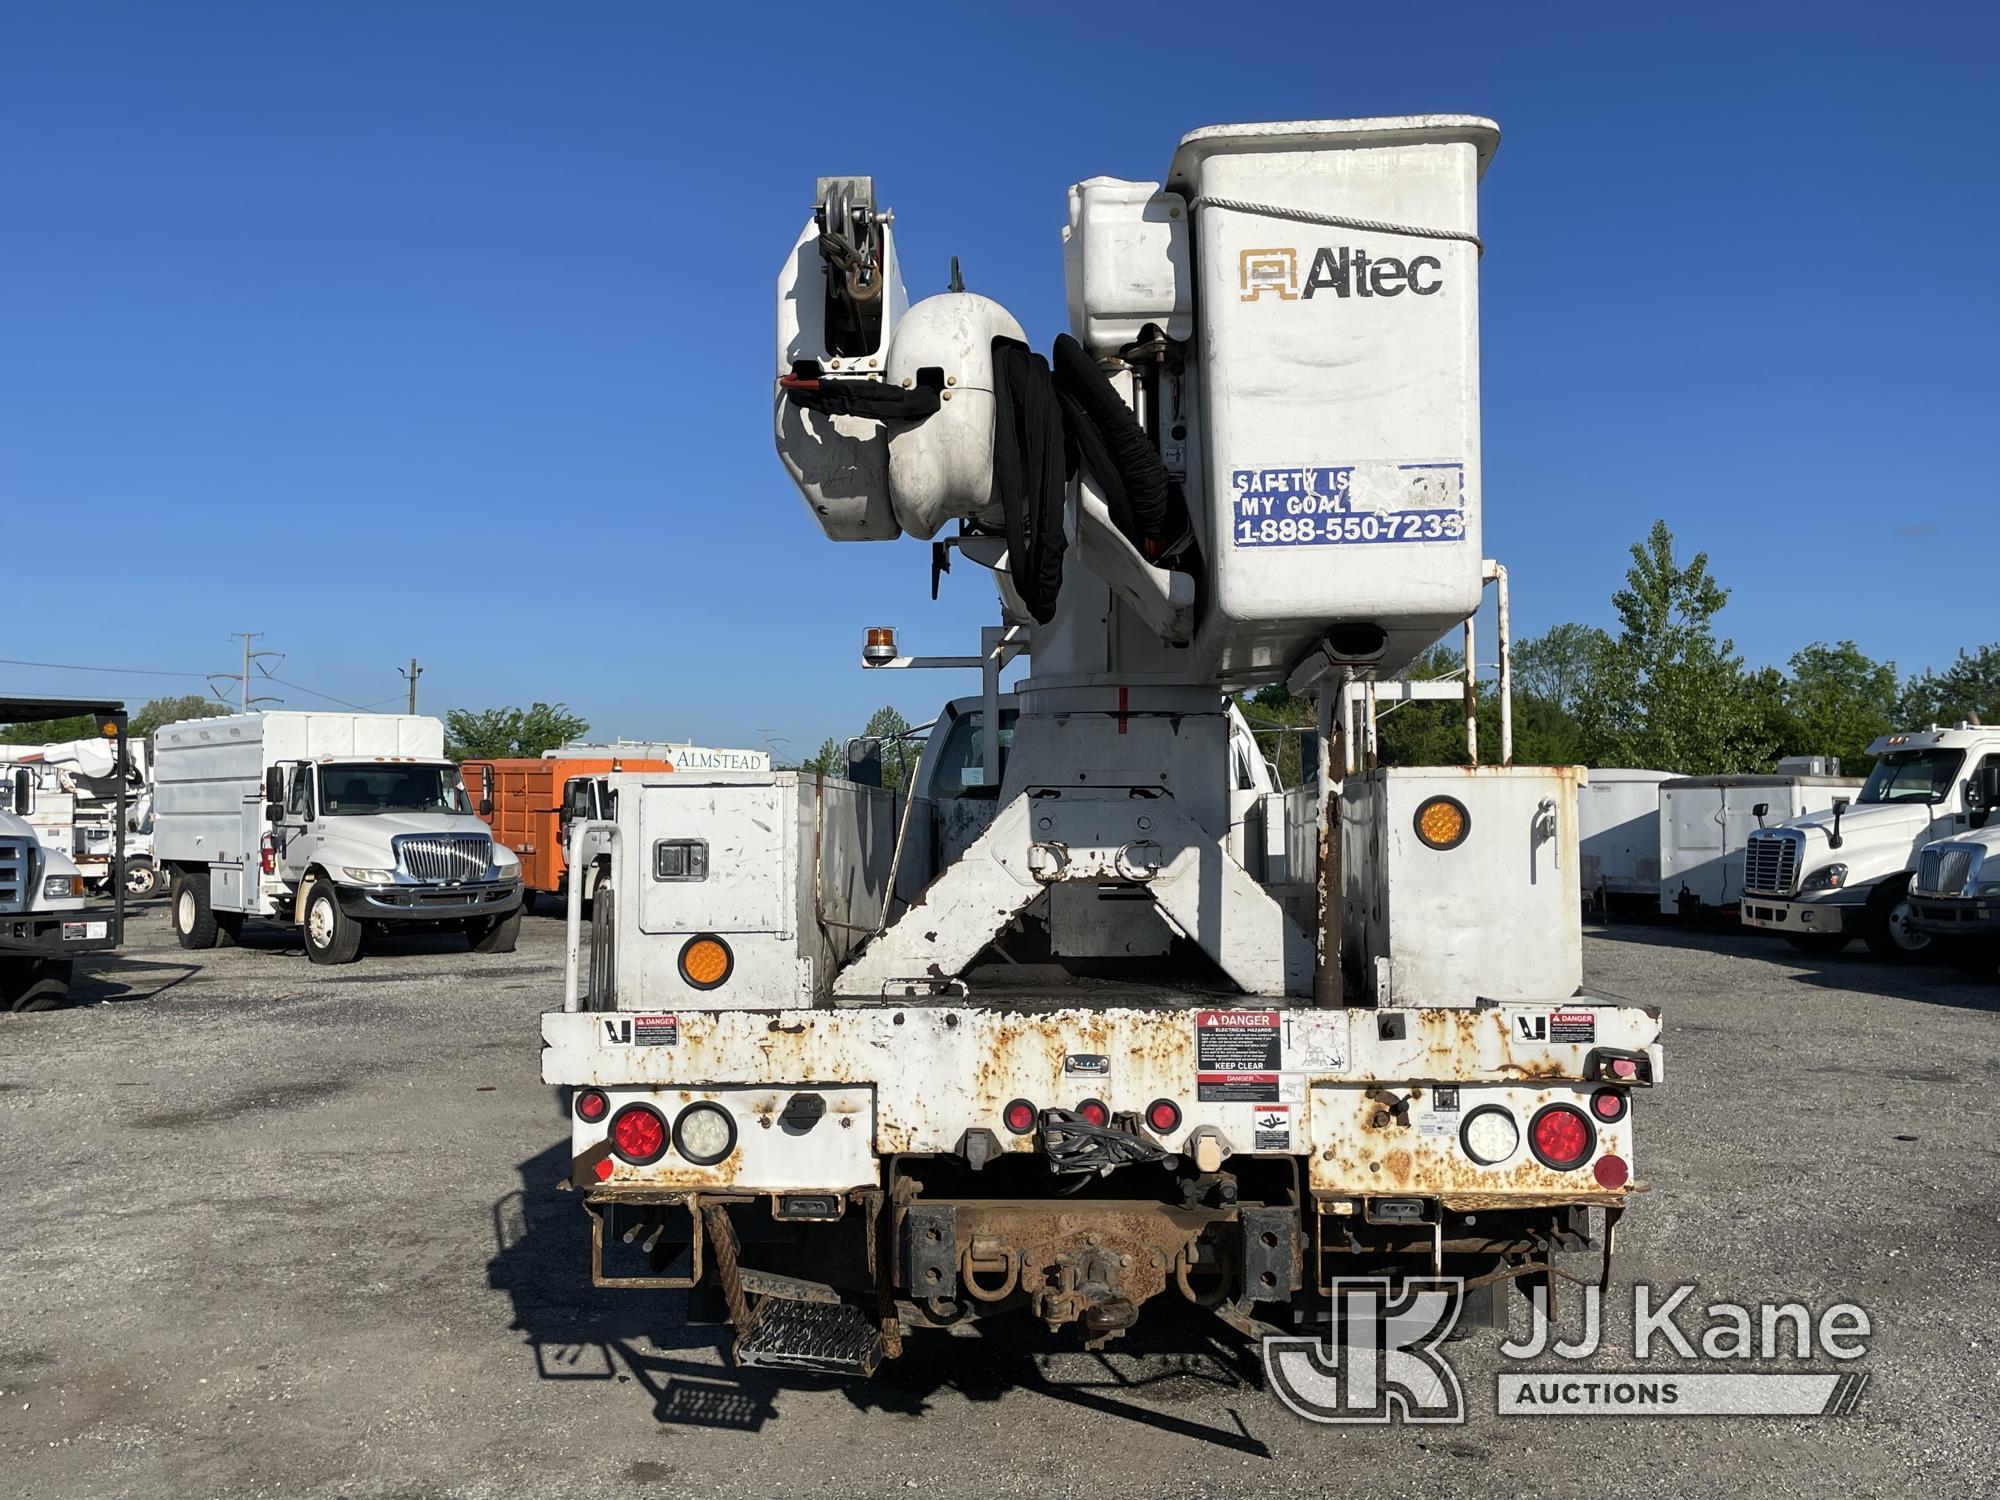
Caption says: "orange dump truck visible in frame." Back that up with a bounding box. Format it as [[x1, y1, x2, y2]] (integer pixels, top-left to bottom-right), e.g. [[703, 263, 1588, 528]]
[[461, 758, 673, 911]]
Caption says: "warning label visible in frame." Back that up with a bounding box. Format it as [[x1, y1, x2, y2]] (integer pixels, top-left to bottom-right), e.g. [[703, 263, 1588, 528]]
[[1197, 1010, 1281, 1103], [634, 1014, 679, 1047], [1253, 1104, 1293, 1150], [1549, 1009, 1597, 1045]]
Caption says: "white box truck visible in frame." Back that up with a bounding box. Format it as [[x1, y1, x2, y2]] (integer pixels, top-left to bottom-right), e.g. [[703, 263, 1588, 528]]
[[1741, 726, 2000, 958], [1659, 758, 1862, 916], [154, 712, 522, 965]]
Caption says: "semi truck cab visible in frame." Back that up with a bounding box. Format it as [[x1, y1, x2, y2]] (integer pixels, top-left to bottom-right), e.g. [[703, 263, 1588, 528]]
[[1906, 762, 2000, 975], [1740, 725, 2000, 959]]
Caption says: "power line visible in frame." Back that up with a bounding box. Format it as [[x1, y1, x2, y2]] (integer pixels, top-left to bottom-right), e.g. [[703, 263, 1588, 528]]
[[0, 656, 207, 679]]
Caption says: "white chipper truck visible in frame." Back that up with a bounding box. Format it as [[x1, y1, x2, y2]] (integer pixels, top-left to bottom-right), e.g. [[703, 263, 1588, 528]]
[[0, 698, 131, 1011], [540, 116, 1664, 1374], [1740, 724, 2000, 959], [154, 711, 522, 964]]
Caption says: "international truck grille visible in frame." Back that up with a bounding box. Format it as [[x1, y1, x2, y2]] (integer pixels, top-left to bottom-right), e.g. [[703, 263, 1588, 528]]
[[1916, 845, 1975, 897], [1742, 831, 1800, 895], [394, 834, 492, 884], [0, 837, 31, 914]]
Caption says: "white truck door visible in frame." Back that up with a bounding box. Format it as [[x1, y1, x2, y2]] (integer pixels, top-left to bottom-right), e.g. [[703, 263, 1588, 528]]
[[635, 781, 789, 937]]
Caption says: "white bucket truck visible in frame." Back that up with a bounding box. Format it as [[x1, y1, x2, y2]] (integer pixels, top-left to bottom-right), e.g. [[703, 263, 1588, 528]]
[[1741, 725, 2000, 959], [0, 698, 130, 1011], [1905, 760, 2000, 975], [541, 118, 1663, 1374], [154, 712, 522, 965]]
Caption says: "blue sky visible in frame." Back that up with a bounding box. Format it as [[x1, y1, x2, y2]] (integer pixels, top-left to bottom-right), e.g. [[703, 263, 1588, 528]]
[[3, 3, 1992, 757]]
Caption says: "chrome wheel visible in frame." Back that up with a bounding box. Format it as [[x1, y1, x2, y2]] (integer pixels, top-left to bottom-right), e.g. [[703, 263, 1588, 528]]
[[307, 893, 336, 950]]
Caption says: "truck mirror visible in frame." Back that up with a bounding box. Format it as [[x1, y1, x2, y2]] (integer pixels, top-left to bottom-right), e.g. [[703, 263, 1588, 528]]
[[264, 765, 286, 805], [1751, 801, 1769, 822], [1971, 764, 2000, 808], [479, 798, 494, 818], [1829, 796, 1849, 850], [266, 800, 284, 824], [847, 739, 883, 789], [10, 766, 32, 815]]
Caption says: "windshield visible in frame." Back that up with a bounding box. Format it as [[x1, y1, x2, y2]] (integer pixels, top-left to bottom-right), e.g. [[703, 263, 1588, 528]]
[[1857, 749, 1963, 805], [320, 764, 469, 817]]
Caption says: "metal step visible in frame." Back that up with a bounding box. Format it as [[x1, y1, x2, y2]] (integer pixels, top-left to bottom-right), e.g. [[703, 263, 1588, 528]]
[[734, 1296, 885, 1376]]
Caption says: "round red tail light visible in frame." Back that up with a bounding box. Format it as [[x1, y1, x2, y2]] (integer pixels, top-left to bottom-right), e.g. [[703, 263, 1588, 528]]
[[1527, 1103, 1595, 1171], [1077, 1098, 1110, 1127], [574, 1088, 610, 1123], [1591, 1089, 1628, 1123], [1146, 1098, 1182, 1135], [1002, 1098, 1037, 1135], [608, 1102, 669, 1165]]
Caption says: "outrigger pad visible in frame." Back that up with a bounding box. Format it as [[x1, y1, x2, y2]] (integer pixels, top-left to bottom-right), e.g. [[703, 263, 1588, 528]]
[[733, 1298, 885, 1376]]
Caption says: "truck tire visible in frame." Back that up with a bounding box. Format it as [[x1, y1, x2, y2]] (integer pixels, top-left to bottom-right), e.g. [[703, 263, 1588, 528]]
[[302, 881, 364, 965], [4, 958, 73, 1013], [1783, 931, 1850, 956], [467, 907, 521, 954], [1861, 874, 1930, 963], [125, 858, 161, 899], [172, 871, 220, 950]]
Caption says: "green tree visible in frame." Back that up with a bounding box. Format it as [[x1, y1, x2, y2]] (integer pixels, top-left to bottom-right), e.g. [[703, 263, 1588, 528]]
[[800, 737, 843, 776], [0, 715, 97, 745], [445, 702, 589, 760], [1579, 520, 1766, 774], [131, 694, 231, 742], [1509, 622, 1612, 764], [1898, 643, 2000, 728], [1780, 641, 1898, 772]]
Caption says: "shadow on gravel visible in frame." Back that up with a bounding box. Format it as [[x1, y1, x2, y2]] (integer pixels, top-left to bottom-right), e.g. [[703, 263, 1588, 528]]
[[67, 956, 201, 1006], [1588, 923, 2000, 1013], [489, 1135, 1270, 1455]]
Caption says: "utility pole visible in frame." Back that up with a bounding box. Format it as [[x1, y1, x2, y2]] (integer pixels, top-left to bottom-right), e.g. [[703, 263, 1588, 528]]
[[399, 658, 423, 715], [209, 632, 283, 712]]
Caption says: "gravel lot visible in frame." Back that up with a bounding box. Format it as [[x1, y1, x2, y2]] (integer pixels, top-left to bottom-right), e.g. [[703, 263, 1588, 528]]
[[2, 904, 1994, 1498]]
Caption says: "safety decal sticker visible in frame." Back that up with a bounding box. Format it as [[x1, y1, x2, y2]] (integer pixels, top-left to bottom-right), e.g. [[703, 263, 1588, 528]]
[[1197, 1010, 1281, 1103], [1230, 462, 1465, 548], [1253, 1104, 1293, 1151], [634, 1014, 680, 1047]]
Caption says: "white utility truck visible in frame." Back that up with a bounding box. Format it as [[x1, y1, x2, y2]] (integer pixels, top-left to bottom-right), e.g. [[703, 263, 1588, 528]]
[[0, 737, 159, 897], [1741, 725, 2000, 958], [154, 712, 522, 965], [0, 698, 131, 1011], [1659, 757, 1861, 917], [1905, 760, 2000, 975], [541, 117, 1664, 1374]]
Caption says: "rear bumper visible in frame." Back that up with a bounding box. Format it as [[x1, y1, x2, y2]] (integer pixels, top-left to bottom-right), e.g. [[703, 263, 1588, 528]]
[[0, 910, 119, 957], [337, 881, 521, 921], [1909, 895, 2000, 936], [1741, 895, 1854, 934]]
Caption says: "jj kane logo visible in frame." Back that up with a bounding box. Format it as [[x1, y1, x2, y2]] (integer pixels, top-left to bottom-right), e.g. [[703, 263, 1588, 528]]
[[1239, 245, 1444, 302]]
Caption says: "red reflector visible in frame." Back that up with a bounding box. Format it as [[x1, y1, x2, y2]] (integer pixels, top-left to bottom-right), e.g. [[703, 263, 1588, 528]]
[[610, 1104, 667, 1164], [1529, 1105, 1594, 1170], [1003, 1099, 1037, 1135], [1077, 1098, 1109, 1127], [1593, 1154, 1630, 1188], [1610, 1057, 1638, 1079], [593, 1156, 615, 1181], [575, 1089, 609, 1123], [1592, 1090, 1626, 1122], [1146, 1098, 1182, 1134]]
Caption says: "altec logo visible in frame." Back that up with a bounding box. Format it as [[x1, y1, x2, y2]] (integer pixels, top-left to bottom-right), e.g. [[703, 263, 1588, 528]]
[[1240, 245, 1444, 302]]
